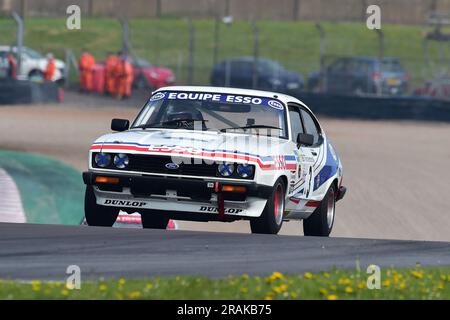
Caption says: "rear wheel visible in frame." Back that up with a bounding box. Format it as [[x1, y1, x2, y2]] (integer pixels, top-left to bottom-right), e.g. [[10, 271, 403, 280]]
[[303, 185, 336, 237], [141, 210, 169, 229], [84, 186, 119, 227], [250, 179, 285, 234]]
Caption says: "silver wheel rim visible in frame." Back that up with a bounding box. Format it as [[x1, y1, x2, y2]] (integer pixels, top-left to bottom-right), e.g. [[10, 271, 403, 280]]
[[326, 190, 335, 228], [274, 185, 284, 226]]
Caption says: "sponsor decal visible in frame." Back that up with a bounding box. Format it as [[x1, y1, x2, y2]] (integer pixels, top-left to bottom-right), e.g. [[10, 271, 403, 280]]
[[165, 162, 180, 170], [268, 100, 284, 110], [150, 92, 166, 101], [151, 91, 285, 110], [104, 199, 147, 207], [199, 206, 244, 214]]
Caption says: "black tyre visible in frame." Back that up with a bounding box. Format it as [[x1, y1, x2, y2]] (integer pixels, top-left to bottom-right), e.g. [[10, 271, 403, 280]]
[[141, 210, 169, 229], [303, 185, 336, 237], [28, 70, 44, 82], [250, 179, 285, 234], [84, 186, 119, 227]]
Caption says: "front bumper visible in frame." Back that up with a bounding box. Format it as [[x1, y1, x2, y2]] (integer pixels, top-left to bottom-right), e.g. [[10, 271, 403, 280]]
[[83, 171, 273, 218]]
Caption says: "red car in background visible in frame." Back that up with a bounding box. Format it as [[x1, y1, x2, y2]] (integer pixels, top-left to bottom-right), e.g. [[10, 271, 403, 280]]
[[132, 57, 175, 90]]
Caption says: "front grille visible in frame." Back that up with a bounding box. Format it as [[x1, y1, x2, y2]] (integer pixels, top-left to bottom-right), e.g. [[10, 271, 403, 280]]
[[128, 154, 218, 177]]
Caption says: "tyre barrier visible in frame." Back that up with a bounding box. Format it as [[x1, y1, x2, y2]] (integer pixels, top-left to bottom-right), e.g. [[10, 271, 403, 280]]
[[293, 92, 450, 122], [0, 79, 60, 105]]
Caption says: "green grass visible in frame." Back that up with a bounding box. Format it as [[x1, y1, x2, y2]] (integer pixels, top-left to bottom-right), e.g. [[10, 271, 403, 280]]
[[1, 267, 449, 299], [0, 150, 84, 224], [0, 17, 447, 87]]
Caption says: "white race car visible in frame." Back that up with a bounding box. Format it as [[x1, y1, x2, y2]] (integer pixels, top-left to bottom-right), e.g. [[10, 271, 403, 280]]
[[83, 86, 346, 236]]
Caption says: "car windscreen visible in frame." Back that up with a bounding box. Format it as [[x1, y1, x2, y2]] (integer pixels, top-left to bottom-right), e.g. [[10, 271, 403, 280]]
[[381, 60, 403, 72], [132, 91, 288, 139]]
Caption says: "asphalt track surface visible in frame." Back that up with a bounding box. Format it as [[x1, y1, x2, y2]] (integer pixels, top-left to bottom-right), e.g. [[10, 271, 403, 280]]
[[0, 223, 449, 281]]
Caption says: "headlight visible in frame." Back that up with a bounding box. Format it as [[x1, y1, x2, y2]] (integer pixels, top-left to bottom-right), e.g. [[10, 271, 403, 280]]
[[94, 153, 111, 168], [113, 153, 129, 169], [236, 164, 254, 178], [218, 162, 235, 177]]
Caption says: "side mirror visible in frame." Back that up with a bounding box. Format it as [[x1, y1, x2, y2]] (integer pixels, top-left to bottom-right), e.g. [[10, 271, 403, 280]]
[[297, 133, 314, 148], [111, 118, 129, 132]]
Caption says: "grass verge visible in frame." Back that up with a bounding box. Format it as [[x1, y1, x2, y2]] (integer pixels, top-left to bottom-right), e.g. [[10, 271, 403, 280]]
[[0, 150, 84, 224], [1, 266, 449, 299]]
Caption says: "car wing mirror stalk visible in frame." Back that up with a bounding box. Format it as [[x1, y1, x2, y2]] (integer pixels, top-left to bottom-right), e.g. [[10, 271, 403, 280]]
[[297, 133, 314, 148], [111, 119, 130, 132]]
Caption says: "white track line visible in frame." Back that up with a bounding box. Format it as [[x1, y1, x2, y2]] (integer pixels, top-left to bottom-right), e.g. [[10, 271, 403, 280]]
[[0, 168, 26, 223]]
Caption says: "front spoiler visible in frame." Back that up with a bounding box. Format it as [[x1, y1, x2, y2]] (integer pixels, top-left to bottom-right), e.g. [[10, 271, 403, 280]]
[[82, 171, 272, 218]]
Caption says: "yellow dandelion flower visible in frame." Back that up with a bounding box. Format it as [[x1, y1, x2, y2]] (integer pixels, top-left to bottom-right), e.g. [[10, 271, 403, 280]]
[[338, 278, 351, 286], [319, 288, 328, 295], [357, 282, 366, 289], [272, 286, 282, 294], [265, 292, 274, 300], [382, 279, 391, 287], [128, 291, 141, 299], [240, 287, 248, 294], [344, 286, 353, 294], [303, 272, 313, 280], [438, 282, 445, 290], [327, 294, 338, 300], [118, 278, 126, 286], [61, 289, 69, 296], [145, 283, 153, 290], [323, 272, 330, 278], [99, 284, 108, 291], [290, 292, 298, 299], [411, 270, 423, 279], [399, 281, 406, 290], [271, 271, 284, 280], [31, 280, 41, 292]]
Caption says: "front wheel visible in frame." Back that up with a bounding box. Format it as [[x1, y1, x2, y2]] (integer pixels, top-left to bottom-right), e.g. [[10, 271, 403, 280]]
[[141, 210, 169, 229], [250, 179, 285, 234], [84, 186, 119, 227], [303, 185, 336, 237]]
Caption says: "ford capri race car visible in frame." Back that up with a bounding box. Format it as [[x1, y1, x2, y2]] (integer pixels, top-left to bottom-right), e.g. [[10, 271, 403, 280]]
[[82, 86, 346, 236]]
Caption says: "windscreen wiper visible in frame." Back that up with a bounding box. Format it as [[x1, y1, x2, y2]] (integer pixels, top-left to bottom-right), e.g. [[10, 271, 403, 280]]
[[133, 119, 208, 130], [220, 125, 282, 133]]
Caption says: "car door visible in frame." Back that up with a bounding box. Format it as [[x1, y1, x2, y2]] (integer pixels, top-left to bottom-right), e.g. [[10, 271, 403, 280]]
[[299, 108, 324, 198], [287, 104, 319, 198]]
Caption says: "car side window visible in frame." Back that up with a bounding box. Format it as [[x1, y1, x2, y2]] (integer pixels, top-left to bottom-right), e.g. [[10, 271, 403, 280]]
[[288, 107, 304, 143], [300, 109, 321, 145]]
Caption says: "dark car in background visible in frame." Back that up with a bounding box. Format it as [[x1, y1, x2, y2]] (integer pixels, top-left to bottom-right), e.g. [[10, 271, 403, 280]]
[[132, 57, 176, 90], [0, 51, 8, 79], [308, 57, 409, 96], [211, 57, 304, 93]]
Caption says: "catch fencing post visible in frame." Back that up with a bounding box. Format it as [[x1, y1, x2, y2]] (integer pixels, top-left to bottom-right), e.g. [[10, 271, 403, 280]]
[[12, 11, 24, 76], [187, 18, 195, 85], [120, 18, 130, 55], [375, 29, 384, 96], [252, 20, 260, 89], [316, 23, 326, 92], [213, 13, 220, 67]]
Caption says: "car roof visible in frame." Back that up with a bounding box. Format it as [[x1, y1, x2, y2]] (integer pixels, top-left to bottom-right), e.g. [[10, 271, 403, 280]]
[[339, 56, 400, 62], [219, 56, 277, 63], [153, 86, 312, 111]]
